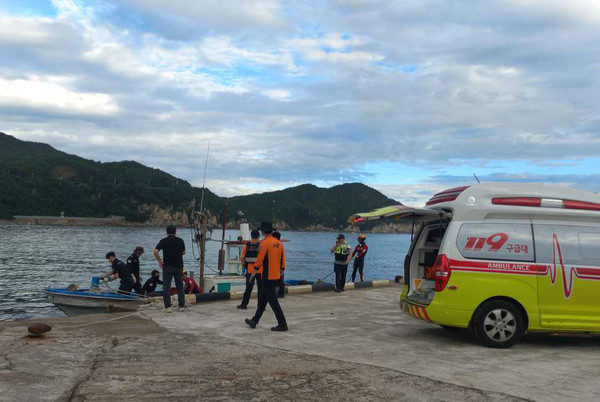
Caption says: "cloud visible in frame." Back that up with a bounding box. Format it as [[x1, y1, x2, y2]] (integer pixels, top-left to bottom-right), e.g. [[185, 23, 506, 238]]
[[0, 0, 600, 202], [0, 76, 118, 115]]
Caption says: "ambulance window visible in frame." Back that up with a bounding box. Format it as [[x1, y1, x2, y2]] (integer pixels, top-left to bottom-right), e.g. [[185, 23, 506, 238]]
[[533, 225, 600, 267], [457, 223, 534, 262], [579, 233, 600, 261]]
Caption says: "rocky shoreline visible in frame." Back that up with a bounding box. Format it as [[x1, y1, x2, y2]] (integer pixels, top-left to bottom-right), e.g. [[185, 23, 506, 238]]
[[0, 218, 413, 234]]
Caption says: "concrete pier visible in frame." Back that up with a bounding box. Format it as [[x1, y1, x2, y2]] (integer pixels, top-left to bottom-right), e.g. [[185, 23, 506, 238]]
[[1, 284, 599, 401]]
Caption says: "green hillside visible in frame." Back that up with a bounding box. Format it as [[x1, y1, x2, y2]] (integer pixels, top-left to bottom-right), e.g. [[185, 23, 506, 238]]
[[227, 183, 397, 229], [0, 132, 221, 221], [0, 132, 398, 229]]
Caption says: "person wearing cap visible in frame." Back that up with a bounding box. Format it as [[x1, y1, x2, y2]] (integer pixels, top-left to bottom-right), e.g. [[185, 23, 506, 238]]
[[351, 234, 369, 282], [245, 222, 288, 331], [238, 229, 262, 310], [127, 246, 145, 294], [330, 234, 352, 292]]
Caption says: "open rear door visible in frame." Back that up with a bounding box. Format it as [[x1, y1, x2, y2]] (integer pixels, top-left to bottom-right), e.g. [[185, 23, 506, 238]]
[[348, 205, 449, 224]]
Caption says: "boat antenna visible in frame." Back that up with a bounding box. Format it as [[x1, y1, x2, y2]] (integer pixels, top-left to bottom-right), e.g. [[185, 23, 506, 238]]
[[473, 173, 480, 183], [199, 140, 211, 213]]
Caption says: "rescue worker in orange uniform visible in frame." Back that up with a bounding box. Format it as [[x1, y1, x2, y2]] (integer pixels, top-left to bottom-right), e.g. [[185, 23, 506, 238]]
[[272, 231, 285, 298], [237, 229, 262, 310], [245, 222, 288, 332]]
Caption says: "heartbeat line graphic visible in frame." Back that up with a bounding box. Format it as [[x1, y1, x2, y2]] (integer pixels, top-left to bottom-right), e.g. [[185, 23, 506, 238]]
[[549, 233, 576, 299]]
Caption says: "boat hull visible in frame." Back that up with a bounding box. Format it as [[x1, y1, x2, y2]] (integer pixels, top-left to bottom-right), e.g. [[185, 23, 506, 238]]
[[45, 288, 146, 316]]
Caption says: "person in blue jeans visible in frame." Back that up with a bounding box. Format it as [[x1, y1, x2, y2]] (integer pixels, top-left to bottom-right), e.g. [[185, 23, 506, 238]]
[[153, 225, 186, 312]]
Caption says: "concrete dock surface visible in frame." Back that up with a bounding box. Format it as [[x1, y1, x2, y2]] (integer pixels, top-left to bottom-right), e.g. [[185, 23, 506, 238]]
[[1, 284, 599, 401]]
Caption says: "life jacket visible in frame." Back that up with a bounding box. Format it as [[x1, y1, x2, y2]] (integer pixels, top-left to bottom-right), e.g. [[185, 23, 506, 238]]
[[244, 241, 261, 274], [334, 242, 350, 263]]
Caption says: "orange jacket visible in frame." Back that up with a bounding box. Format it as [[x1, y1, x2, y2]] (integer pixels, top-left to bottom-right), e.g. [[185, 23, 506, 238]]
[[255, 235, 285, 280], [241, 241, 262, 274]]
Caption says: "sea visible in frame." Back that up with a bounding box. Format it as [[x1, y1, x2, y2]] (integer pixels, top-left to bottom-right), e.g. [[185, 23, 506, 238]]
[[0, 224, 411, 320]]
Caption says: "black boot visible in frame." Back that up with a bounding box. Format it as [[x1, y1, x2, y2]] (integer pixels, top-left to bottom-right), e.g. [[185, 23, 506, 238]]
[[237, 305, 247, 310], [245, 318, 257, 329], [271, 324, 288, 332]]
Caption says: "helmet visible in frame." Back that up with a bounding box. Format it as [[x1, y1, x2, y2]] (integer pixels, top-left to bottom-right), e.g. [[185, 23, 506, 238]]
[[358, 234, 367, 241]]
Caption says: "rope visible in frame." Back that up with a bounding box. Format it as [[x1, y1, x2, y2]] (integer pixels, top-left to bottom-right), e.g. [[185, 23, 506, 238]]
[[55, 311, 143, 329]]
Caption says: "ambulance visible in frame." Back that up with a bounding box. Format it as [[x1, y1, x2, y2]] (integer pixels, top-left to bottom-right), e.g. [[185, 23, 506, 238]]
[[349, 183, 600, 348]]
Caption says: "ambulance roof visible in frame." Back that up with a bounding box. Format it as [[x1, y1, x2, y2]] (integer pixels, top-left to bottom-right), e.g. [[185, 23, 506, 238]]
[[431, 182, 600, 222]]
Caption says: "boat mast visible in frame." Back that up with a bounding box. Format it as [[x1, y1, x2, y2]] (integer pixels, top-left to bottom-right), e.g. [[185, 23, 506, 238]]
[[197, 140, 211, 292]]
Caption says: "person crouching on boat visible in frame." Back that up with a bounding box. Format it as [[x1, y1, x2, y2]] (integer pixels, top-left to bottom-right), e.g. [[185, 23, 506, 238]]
[[142, 270, 163, 296], [102, 251, 134, 294], [237, 229, 262, 310], [127, 246, 145, 294], [183, 270, 201, 294]]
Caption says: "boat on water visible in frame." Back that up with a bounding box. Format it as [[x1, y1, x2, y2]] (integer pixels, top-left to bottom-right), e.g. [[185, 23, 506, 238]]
[[44, 287, 151, 316]]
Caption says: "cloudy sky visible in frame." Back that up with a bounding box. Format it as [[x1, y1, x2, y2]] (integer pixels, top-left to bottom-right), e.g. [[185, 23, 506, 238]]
[[1, 0, 600, 205]]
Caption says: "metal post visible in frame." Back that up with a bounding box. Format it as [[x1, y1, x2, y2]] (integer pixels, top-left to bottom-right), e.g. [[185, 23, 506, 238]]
[[218, 203, 227, 275], [199, 213, 207, 293]]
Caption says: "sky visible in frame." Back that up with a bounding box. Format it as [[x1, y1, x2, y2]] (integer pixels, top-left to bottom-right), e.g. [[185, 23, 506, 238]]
[[1, 0, 600, 205]]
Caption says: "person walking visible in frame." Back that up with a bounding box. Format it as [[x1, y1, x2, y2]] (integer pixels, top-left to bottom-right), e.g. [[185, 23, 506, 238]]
[[153, 225, 186, 312], [351, 234, 369, 282], [127, 246, 145, 294], [330, 234, 351, 292], [245, 222, 288, 332], [237, 229, 262, 310], [272, 231, 285, 298]]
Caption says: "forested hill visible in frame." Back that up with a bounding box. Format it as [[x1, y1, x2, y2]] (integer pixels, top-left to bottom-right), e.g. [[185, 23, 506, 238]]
[[227, 183, 397, 229], [0, 133, 398, 230]]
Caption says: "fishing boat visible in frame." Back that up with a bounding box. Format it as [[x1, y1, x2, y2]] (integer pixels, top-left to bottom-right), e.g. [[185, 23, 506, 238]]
[[44, 287, 150, 316]]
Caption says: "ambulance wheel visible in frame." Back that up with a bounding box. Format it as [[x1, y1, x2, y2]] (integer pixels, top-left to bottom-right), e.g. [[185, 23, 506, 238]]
[[473, 300, 523, 348]]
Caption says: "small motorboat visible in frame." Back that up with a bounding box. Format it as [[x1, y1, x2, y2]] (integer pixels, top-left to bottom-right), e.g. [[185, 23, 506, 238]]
[[44, 285, 151, 316]]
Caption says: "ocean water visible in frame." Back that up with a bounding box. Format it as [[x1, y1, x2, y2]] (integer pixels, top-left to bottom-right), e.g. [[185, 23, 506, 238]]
[[0, 225, 411, 320]]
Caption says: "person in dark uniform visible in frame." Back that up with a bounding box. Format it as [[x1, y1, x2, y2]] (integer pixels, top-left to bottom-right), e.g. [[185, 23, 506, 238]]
[[141, 270, 163, 296], [237, 229, 262, 310], [272, 231, 285, 298], [330, 234, 351, 292], [102, 251, 134, 294], [351, 234, 369, 282], [245, 222, 288, 332], [153, 225, 186, 312], [127, 246, 145, 294]]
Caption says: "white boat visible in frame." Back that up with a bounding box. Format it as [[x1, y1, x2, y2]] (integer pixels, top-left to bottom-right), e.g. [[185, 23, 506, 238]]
[[44, 287, 149, 316]]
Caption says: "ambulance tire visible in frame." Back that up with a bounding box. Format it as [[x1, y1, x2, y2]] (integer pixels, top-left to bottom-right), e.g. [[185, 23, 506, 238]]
[[473, 300, 524, 348]]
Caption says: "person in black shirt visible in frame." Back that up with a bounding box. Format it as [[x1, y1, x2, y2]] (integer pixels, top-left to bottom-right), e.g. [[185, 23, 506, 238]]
[[154, 225, 186, 312], [127, 246, 145, 294], [102, 251, 134, 294], [142, 269, 163, 296]]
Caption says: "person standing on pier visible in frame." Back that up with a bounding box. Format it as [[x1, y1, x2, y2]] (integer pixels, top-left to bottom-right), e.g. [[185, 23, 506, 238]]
[[245, 222, 288, 331], [238, 229, 262, 310], [154, 225, 186, 312], [331, 234, 351, 292], [351, 235, 369, 282], [127, 246, 145, 294]]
